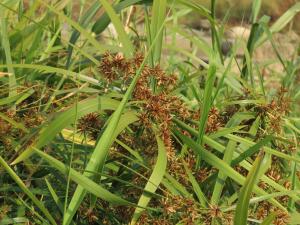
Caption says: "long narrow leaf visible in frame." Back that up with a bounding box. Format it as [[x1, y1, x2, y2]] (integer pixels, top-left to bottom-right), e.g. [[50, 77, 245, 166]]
[[234, 152, 264, 225], [131, 135, 167, 224]]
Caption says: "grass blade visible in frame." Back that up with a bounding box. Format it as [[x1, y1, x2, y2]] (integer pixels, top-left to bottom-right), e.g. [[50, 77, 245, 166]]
[[251, 0, 261, 23], [183, 161, 208, 207], [233, 152, 264, 225], [149, 0, 167, 64], [210, 140, 236, 205], [260, 213, 276, 225], [197, 61, 217, 145], [33, 148, 132, 206], [256, 2, 300, 46], [130, 134, 167, 224], [0, 18, 17, 98], [98, 0, 134, 57]]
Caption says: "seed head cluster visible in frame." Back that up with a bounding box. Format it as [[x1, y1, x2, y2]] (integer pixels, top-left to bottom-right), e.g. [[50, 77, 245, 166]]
[[258, 87, 291, 134], [77, 112, 103, 140], [99, 52, 190, 152]]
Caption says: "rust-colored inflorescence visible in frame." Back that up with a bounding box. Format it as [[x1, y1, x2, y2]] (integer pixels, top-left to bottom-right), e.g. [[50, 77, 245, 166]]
[[77, 112, 103, 140], [99, 52, 190, 152], [258, 86, 291, 134]]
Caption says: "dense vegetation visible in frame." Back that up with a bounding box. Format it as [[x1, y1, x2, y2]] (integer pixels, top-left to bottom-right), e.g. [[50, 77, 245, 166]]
[[0, 0, 299, 224]]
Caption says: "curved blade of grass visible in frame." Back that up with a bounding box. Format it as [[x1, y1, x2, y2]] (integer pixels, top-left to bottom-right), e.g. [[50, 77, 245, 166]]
[[260, 213, 276, 225], [174, 118, 300, 164], [12, 96, 120, 165], [0, 64, 100, 85], [0, 217, 29, 224], [208, 126, 246, 139], [175, 0, 212, 22], [116, 139, 144, 163], [183, 161, 207, 207], [251, 0, 261, 23], [92, 0, 143, 35], [149, 0, 167, 64], [233, 152, 264, 225], [63, 95, 143, 225], [0, 156, 57, 225], [195, 59, 217, 167], [231, 135, 274, 166], [98, 0, 134, 57], [33, 148, 132, 206], [197, 61, 217, 146], [170, 27, 212, 56], [130, 134, 167, 224], [164, 172, 190, 197], [0, 88, 34, 106], [0, 112, 28, 133], [210, 140, 236, 205], [210, 0, 223, 63], [256, 2, 300, 46], [45, 178, 64, 214], [12, 0, 41, 36], [241, 22, 262, 80], [1, 18, 17, 98]]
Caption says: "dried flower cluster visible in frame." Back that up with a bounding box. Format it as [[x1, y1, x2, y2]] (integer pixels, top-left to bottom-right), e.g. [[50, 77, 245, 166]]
[[202, 205, 233, 225], [206, 107, 223, 133], [137, 195, 200, 225], [99, 52, 190, 152], [258, 87, 291, 134], [255, 202, 290, 225], [191, 106, 223, 134], [77, 112, 103, 140]]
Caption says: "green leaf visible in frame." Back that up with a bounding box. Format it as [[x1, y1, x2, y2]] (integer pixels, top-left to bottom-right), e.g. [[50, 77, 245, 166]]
[[45, 178, 64, 214], [149, 0, 167, 64], [98, 0, 134, 57], [34, 149, 132, 206], [130, 135, 167, 224], [260, 213, 276, 225], [231, 135, 274, 166], [256, 2, 300, 46], [0, 18, 17, 98], [0, 88, 34, 106], [226, 134, 300, 163], [210, 140, 236, 205], [0, 64, 100, 85], [183, 161, 207, 207], [251, 0, 261, 23], [66, 1, 102, 67], [197, 61, 217, 146], [92, 0, 143, 35], [234, 152, 264, 225], [208, 126, 246, 139]]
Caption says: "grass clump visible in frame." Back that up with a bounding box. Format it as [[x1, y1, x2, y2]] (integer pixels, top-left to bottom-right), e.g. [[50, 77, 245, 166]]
[[0, 1, 300, 225]]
